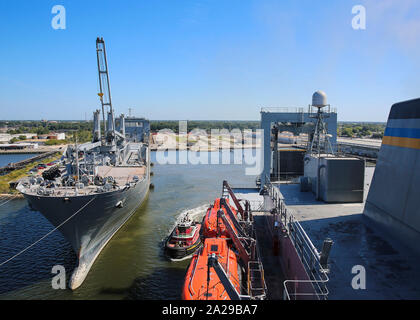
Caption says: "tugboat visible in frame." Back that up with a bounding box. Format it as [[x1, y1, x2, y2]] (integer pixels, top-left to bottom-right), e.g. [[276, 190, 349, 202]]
[[165, 213, 202, 259]]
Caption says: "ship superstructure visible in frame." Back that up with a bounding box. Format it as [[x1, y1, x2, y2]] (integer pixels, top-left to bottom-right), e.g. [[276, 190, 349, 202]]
[[233, 93, 420, 299]]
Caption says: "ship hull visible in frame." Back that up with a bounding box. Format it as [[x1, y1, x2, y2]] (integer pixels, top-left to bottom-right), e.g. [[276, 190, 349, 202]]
[[165, 237, 202, 260], [23, 175, 150, 290]]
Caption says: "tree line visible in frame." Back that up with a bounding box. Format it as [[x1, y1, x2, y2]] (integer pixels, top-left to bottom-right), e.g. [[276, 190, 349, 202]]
[[2, 120, 261, 135], [338, 122, 385, 139], [1, 120, 386, 141]]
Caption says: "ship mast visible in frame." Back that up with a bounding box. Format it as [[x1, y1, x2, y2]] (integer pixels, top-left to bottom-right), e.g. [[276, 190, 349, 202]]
[[75, 133, 80, 182]]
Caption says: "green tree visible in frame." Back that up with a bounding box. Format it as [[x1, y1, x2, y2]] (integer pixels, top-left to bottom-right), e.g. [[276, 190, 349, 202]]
[[342, 128, 353, 137]]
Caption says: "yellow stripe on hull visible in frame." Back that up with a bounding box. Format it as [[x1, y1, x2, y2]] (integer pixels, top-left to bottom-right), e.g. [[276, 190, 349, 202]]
[[382, 136, 420, 150]]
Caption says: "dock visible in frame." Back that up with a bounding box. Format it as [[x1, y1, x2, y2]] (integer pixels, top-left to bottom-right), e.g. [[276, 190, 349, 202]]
[[0, 150, 60, 175], [336, 137, 381, 159]]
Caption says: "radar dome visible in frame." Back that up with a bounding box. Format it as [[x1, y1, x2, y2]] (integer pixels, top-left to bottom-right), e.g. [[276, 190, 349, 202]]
[[312, 91, 327, 107]]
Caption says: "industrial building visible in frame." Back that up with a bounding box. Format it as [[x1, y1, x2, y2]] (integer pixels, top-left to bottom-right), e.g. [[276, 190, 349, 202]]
[[0, 143, 39, 150]]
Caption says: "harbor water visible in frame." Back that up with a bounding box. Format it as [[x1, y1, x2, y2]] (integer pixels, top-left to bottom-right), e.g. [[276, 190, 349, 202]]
[[0, 154, 36, 168], [0, 150, 258, 299]]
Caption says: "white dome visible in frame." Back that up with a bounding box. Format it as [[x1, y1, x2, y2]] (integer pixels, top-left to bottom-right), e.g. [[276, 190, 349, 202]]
[[312, 91, 327, 107]]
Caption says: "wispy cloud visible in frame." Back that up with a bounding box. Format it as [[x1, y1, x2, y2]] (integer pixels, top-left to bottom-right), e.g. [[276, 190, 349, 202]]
[[364, 0, 420, 50]]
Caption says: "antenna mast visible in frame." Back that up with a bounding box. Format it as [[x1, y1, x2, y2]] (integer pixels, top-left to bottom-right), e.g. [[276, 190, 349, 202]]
[[308, 91, 334, 155]]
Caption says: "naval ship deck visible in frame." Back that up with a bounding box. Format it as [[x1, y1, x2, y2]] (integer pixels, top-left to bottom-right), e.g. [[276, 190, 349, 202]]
[[96, 165, 146, 184], [234, 166, 420, 299], [19, 165, 147, 197]]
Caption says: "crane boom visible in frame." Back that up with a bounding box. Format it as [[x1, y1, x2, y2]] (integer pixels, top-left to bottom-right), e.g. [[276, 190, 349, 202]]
[[96, 37, 115, 143]]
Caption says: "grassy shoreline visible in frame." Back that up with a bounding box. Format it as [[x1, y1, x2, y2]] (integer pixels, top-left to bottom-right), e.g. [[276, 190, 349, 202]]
[[0, 152, 61, 194]]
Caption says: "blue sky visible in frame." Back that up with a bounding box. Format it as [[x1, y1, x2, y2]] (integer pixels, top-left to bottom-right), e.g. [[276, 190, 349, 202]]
[[0, 0, 419, 121]]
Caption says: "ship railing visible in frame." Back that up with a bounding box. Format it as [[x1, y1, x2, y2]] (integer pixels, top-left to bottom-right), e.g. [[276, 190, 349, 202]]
[[247, 260, 267, 300], [261, 107, 337, 114], [261, 107, 305, 114], [247, 200, 265, 212], [33, 186, 96, 196], [27, 175, 144, 196], [282, 213, 330, 300], [283, 277, 329, 300], [264, 175, 330, 300]]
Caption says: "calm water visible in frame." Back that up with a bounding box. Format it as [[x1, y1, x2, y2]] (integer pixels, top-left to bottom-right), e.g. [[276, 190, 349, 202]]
[[0, 151, 258, 299], [0, 154, 36, 167]]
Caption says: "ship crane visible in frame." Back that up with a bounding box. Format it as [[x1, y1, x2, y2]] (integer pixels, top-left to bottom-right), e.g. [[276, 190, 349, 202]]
[[222, 180, 248, 220], [214, 182, 267, 299], [206, 253, 250, 300], [95, 37, 126, 147]]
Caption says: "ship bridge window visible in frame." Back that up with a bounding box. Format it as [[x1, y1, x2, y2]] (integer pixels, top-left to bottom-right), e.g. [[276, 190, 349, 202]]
[[126, 121, 144, 127]]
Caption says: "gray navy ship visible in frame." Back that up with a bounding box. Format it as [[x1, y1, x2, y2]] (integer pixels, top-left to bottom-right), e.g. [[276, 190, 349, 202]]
[[17, 38, 150, 290]]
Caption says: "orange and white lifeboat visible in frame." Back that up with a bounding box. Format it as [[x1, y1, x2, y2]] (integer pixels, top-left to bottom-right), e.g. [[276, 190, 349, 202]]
[[182, 237, 241, 300]]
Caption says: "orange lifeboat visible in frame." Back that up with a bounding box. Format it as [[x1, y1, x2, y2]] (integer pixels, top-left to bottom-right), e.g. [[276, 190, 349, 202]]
[[181, 182, 267, 300], [202, 198, 238, 238], [182, 237, 241, 300]]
